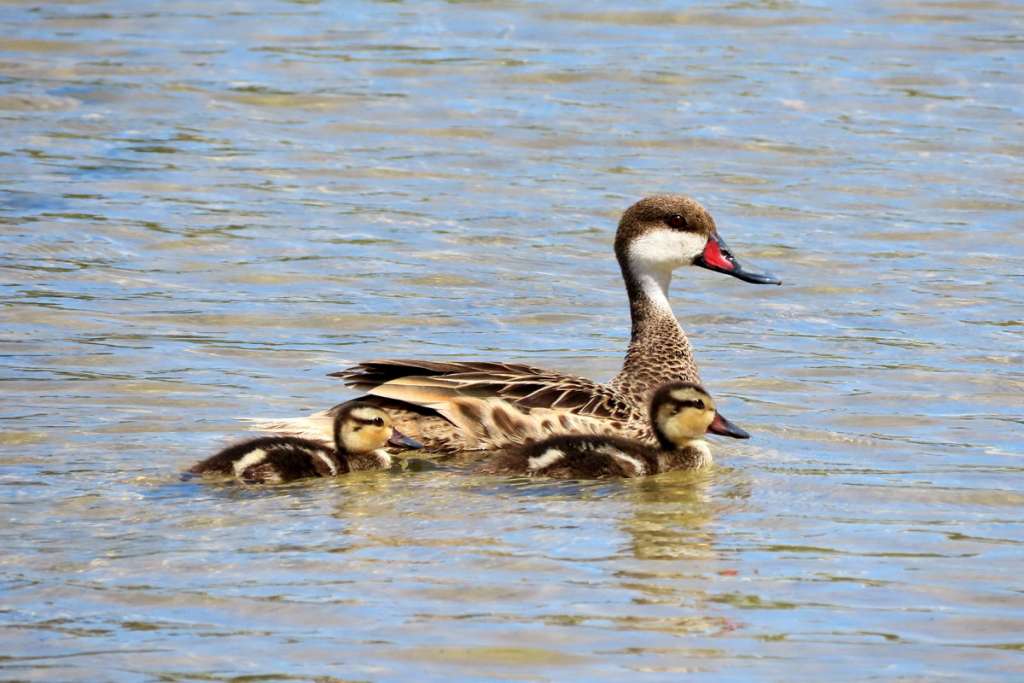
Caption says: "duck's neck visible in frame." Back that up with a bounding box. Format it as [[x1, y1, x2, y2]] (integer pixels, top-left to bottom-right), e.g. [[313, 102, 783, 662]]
[[611, 262, 700, 402]]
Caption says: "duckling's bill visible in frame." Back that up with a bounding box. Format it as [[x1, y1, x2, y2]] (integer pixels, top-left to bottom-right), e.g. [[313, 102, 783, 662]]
[[708, 412, 750, 439], [387, 429, 423, 449]]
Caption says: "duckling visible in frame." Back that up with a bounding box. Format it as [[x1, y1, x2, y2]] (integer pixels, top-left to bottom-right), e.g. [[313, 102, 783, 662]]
[[480, 382, 749, 478], [189, 403, 422, 484]]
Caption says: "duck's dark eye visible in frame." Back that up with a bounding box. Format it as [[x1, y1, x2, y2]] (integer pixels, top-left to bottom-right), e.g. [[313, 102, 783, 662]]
[[373, 417, 384, 427], [664, 213, 688, 231]]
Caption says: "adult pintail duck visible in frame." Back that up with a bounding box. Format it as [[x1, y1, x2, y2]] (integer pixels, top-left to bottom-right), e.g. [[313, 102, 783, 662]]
[[479, 382, 747, 478], [191, 403, 421, 484], [255, 194, 780, 452]]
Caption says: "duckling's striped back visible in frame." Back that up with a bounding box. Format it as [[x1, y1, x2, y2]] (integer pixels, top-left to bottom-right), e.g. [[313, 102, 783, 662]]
[[189, 436, 345, 484]]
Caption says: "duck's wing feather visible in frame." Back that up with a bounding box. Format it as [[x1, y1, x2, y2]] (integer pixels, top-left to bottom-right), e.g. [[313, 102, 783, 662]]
[[248, 360, 641, 454], [332, 359, 634, 422]]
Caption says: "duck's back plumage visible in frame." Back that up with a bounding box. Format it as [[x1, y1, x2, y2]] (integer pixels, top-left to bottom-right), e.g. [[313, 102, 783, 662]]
[[331, 359, 641, 452], [336, 359, 630, 417]]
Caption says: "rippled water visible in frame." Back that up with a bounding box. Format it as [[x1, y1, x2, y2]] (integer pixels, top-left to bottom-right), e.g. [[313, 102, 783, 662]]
[[2, 1, 1023, 680]]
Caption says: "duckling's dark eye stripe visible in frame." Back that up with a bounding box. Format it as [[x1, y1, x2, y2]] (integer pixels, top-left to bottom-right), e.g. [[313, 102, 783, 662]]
[[673, 400, 705, 410], [351, 417, 382, 426]]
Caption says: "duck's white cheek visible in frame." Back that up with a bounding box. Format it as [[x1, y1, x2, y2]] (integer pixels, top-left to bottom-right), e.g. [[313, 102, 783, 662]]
[[628, 230, 707, 269]]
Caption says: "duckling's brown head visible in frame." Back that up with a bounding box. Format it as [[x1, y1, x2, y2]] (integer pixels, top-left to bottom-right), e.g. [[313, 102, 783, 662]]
[[614, 194, 781, 285], [650, 382, 750, 449], [333, 403, 422, 454]]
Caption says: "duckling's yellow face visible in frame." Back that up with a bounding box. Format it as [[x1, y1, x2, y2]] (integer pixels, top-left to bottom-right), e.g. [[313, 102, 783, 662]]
[[655, 386, 716, 446], [339, 406, 393, 454]]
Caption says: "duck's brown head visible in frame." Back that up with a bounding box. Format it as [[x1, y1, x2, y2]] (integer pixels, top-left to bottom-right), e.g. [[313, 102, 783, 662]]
[[614, 194, 781, 285]]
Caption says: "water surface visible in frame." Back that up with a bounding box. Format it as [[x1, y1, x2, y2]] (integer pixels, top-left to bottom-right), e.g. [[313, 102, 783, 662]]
[[1, 1, 1023, 680]]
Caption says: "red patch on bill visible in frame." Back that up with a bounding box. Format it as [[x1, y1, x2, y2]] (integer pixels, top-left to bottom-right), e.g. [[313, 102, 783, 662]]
[[702, 238, 734, 271]]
